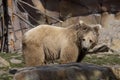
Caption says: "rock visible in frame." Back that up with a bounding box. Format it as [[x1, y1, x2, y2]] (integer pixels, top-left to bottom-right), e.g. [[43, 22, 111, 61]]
[[111, 39, 120, 52], [0, 56, 10, 67], [110, 65, 120, 80], [10, 58, 22, 64], [13, 63, 118, 80], [0, 70, 6, 75], [97, 17, 120, 53]]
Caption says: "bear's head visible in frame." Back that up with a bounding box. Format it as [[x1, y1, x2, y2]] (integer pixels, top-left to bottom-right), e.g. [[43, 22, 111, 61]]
[[77, 20, 101, 52]]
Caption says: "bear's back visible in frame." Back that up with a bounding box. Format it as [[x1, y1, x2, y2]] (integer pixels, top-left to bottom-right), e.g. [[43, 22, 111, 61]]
[[23, 25, 69, 44], [25, 25, 63, 37]]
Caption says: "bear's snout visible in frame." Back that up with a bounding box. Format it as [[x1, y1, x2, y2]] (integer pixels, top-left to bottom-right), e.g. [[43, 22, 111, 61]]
[[82, 47, 89, 52]]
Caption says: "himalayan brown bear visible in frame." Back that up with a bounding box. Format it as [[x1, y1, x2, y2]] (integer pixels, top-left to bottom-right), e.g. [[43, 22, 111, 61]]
[[22, 20, 101, 66]]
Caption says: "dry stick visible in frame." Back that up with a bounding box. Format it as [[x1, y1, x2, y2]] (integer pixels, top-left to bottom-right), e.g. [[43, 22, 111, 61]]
[[18, 0, 63, 23], [16, 1, 40, 25], [15, 28, 28, 32], [88, 45, 115, 54], [13, 13, 35, 28], [9, 1, 18, 41], [1, 16, 5, 52], [1, 5, 5, 52], [14, 0, 25, 35], [3, 0, 9, 52]]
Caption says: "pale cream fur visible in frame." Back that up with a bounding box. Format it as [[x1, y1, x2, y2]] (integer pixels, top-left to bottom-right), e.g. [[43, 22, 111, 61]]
[[22, 22, 99, 66]]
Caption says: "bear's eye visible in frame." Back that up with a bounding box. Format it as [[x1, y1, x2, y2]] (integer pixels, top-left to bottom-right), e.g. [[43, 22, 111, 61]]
[[90, 40, 93, 43], [82, 39, 85, 41], [82, 27, 88, 31]]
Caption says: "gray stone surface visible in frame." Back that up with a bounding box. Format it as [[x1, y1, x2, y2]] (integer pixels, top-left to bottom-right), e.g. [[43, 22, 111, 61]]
[[0, 56, 10, 68], [14, 63, 118, 80]]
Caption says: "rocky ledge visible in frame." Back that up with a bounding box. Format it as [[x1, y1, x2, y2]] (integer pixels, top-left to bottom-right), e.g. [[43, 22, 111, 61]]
[[13, 63, 120, 80]]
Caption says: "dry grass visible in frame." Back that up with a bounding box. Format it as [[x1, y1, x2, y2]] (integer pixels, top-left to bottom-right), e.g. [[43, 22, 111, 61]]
[[0, 52, 120, 80]]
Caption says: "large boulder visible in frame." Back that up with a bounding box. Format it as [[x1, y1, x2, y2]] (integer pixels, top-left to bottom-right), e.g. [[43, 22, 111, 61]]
[[13, 63, 118, 80], [0, 56, 10, 68]]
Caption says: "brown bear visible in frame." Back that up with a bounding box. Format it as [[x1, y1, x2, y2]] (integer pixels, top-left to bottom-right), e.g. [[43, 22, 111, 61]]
[[22, 21, 100, 66]]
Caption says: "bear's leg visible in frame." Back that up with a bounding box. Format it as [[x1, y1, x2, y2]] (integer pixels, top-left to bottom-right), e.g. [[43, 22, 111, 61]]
[[23, 45, 45, 66], [59, 44, 79, 64]]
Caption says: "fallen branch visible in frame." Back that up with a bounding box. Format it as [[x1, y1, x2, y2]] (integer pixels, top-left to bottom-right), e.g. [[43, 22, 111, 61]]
[[13, 13, 35, 28], [88, 44, 115, 54], [18, 0, 63, 23]]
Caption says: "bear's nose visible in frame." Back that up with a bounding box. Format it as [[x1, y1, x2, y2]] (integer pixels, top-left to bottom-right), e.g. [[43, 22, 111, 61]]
[[82, 48, 88, 51]]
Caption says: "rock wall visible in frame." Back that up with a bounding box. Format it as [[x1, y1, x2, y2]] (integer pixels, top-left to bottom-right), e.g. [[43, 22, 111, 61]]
[[2, 0, 120, 53], [19, 0, 120, 53]]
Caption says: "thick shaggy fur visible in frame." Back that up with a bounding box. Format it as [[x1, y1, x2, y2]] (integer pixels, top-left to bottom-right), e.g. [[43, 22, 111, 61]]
[[22, 22, 99, 66]]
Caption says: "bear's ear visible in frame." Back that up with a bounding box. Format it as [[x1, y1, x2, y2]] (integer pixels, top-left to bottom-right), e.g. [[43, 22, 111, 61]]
[[74, 20, 85, 30], [79, 20, 89, 31], [79, 20, 84, 25], [93, 24, 102, 33]]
